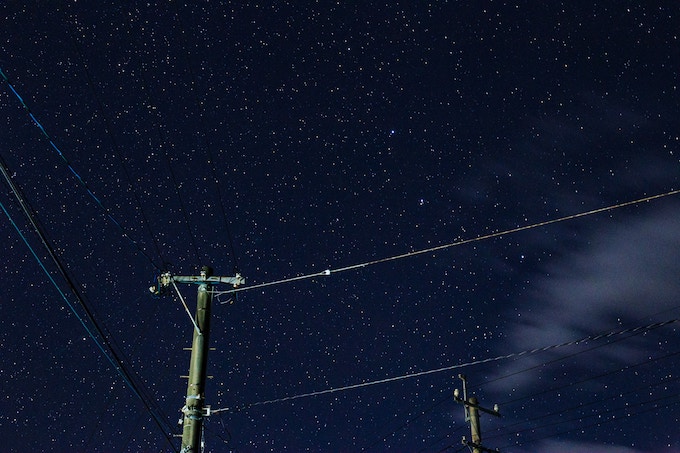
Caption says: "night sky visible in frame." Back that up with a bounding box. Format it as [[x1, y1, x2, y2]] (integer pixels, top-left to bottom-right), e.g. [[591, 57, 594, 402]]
[[2, 2, 680, 452]]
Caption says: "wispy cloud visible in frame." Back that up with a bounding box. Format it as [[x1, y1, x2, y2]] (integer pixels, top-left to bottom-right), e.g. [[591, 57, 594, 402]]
[[491, 202, 680, 391]]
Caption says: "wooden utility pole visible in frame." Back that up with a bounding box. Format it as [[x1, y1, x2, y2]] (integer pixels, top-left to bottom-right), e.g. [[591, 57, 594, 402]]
[[453, 374, 500, 453], [152, 266, 244, 453]]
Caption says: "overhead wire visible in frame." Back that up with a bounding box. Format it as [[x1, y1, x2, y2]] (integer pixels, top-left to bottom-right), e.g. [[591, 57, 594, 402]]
[[0, 171, 113, 375], [361, 390, 452, 452], [204, 413, 238, 452], [60, 3, 206, 267], [2, 46, 179, 448], [63, 6, 243, 444], [210, 185, 680, 450], [417, 427, 467, 453], [497, 388, 680, 449], [417, 329, 680, 448], [211, 317, 679, 413], [436, 445, 467, 453], [416, 331, 680, 451], [122, 410, 155, 453], [85, 294, 170, 450], [5, 13, 180, 446], [0, 66, 162, 271], [0, 156, 179, 452], [212, 187, 678, 447], [477, 314, 680, 443], [215, 188, 680, 298], [368, 316, 680, 451], [68, 9, 207, 445], [3, 7, 230, 449], [7, 18, 679, 446], [155, 121, 203, 264], [447, 446, 467, 453], [486, 368, 680, 444], [498, 348, 680, 409]]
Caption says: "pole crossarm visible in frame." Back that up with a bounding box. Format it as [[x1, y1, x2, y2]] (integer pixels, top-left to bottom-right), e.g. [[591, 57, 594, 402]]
[[172, 274, 245, 286], [150, 271, 245, 297]]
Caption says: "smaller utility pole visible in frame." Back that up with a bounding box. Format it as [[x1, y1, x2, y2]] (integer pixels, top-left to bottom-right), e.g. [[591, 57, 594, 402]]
[[453, 374, 501, 453]]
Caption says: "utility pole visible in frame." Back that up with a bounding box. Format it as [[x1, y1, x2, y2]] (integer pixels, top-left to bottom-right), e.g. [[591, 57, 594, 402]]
[[151, 266, 245, 453], [453, 374, 500, 453]]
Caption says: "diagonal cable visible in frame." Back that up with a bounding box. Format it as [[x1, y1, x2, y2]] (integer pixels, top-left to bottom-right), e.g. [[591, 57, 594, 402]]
[[0, 155, 178, 451], [215, 188, 680, 298], [212, 318, 678, 413], [0, 66, 161, 271]]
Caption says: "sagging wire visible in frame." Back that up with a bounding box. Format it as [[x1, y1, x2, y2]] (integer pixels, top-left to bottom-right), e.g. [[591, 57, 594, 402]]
[[0, 192, 113, 382], [0, 65, 162, 271], [486, 366, 680, 444], [211, 318, 679, 413], [0, 157, 179, 451], [213, 189, 680, 299], [120, 23, 203, 265], [497, 388, 680, 450], [420, 331, 680, 451]]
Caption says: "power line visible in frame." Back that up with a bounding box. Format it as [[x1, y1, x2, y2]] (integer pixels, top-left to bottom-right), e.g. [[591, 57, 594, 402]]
[[215, 188, 680, 298], [487, 368, 680, 443], [210, 188, 678, 447], [0, 176, 114, 380], [0, 65, 162, 271], [498, 348, 680, 409], [0, 155, 179, 452], [418, 426, 468, 453], [0, 201, 179, 451], [472, 351, 680, 446], [498, 387, 680, 449], [85, 295, 168, 450], [374, 327, 679, 452], [211, 318, 678, 413], [400, 300, 680, 452], [419, 341, 680, 451]]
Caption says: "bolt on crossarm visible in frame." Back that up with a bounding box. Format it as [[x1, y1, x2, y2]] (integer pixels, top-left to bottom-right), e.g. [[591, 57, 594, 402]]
[[151, 265, 245, 453]]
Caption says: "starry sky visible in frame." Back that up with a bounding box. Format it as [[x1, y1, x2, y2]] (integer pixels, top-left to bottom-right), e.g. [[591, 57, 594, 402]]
[[1, 2, 680, 452]]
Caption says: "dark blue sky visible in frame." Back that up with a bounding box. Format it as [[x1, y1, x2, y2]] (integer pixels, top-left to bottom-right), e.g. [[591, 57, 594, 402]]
[[1, 2, 679, 452]]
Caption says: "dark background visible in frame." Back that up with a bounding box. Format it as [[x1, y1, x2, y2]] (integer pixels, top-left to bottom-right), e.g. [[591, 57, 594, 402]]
[[1, 2, 679, 452]]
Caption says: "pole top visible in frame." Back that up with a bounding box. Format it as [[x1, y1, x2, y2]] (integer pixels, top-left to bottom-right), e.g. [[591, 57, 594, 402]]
[[149, 269, 245, 295]]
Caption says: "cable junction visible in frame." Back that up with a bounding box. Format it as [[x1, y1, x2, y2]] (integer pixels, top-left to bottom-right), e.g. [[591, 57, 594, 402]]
[[216, 188, 680, 300], [211, 318, 678, 413]]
